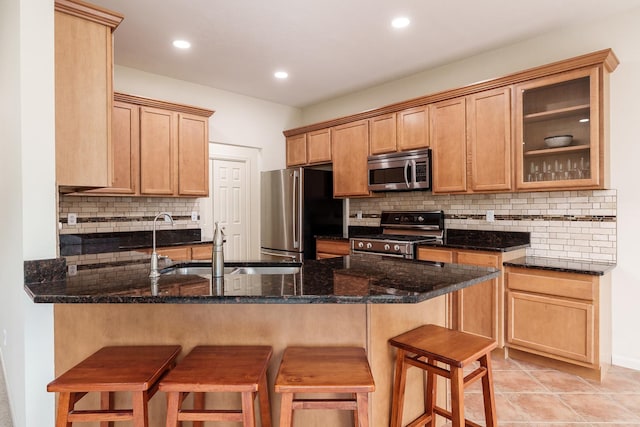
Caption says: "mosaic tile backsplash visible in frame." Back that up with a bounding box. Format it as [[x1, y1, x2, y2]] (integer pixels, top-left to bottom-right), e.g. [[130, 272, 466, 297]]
[[349, 190, 616, 263]]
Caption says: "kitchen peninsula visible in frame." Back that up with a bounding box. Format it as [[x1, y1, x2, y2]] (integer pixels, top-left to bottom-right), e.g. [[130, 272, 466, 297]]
[[26, 253, 499, 426]]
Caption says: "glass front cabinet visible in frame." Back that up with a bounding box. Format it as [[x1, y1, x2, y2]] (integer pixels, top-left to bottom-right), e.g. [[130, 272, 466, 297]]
[[515, 67, 606, 190]]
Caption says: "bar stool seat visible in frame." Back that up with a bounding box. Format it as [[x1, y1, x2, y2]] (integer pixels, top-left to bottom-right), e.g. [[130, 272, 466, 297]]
[[275, 346, 375, 427], [47, 345, 182, 427], [389, 324, 498, 427], [158, 345, 272, 427]]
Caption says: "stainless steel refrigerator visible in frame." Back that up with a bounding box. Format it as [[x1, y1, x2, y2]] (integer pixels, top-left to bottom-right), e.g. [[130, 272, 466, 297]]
[[261, 167, 343, 260]]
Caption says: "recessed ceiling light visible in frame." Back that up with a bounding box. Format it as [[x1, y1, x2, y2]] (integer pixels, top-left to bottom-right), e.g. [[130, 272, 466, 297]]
[[172, 40, 191, 49], [391, 17, 410, 29], [274, 71, 289, 79]]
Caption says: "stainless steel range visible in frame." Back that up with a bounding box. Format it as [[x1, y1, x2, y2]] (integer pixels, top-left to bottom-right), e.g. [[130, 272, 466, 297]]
[[350, 210, 444, 259]]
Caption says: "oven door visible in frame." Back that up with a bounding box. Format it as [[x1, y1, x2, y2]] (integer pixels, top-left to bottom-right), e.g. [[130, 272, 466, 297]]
[[368, 157, 412, 191]]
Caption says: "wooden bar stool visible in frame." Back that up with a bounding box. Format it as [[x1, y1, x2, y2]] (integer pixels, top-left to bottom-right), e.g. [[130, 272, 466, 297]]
[[47, 345, 181, 427], [159, 345, 272, 427], [389, 324, 497, 427], [275, 346, 375, 427]]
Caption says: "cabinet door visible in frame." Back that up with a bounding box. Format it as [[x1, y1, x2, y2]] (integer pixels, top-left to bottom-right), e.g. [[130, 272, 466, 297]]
[[55, 10, 114, 188], [467, 87, 512, 192], [430, 98, 467, 193], [140, 107, 176, 195], [507, 290, 594, 364], [369, 113, 397, 154], [397, 106, 429, 151], [416, 247, 454, 263], [456, 251, 500, 341], [191, 245, 213, 260], [332, 120, 370, 197], [316, 239, 350, 259], [307, 128, 332, 164], [515, 67, 602, 190], [83, 101, 139, 195], [286, 134, 307, 166], [178, 113, 209, 196]]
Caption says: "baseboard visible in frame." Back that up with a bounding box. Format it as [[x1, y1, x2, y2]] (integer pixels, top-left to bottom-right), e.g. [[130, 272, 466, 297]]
[[612, 353, 640, 371]]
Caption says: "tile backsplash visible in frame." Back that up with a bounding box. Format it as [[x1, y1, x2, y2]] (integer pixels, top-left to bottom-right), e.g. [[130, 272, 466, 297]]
[[349, 190, 616, 263], [59, 195, 201, 234]]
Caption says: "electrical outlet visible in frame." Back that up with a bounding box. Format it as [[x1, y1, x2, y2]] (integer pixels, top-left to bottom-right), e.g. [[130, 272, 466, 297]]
[[191, 211, 199, 221], [486, 210, 495, 222], [68, 264, 77, 276], [356, 211, 363, 220], [68, 213, 77, 226]]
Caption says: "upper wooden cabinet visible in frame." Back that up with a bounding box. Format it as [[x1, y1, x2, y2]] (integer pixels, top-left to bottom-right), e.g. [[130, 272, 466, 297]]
[[79, 93, 213, 197], [397, 106, 429, 151], [369, 113, 397, 155], [515, 67, 610, 191], [431, 88, 512, 194], [332, 120, 370, 197], [55, 0, 123, 190], [286, 129, 332, 166]]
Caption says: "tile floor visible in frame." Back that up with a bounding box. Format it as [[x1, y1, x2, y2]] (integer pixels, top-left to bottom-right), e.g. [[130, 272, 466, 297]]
[[458, 356, 640, 426]]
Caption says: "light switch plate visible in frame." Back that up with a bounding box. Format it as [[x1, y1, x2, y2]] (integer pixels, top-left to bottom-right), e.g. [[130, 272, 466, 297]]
[[191, 212, 199, 221], [486, 210, 495, 222], [68, 213, 77, 226]]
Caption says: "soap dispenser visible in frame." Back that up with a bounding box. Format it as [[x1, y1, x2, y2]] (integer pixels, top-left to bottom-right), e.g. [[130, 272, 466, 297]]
[[212, 222, 226, 277]]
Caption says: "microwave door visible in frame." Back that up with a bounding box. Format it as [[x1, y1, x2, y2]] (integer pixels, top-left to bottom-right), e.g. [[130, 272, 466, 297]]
[[369, 158, 411, 190]]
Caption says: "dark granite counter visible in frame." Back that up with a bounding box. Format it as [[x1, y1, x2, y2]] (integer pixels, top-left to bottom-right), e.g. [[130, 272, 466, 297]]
[[503, 256, 615, 276], [24, 254, 499, 304], [420, 229, 530, 252]]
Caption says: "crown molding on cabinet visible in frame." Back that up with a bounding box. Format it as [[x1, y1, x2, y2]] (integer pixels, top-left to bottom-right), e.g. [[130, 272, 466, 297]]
[[54, 0, 124, 29], [114, 92, 215, 117]]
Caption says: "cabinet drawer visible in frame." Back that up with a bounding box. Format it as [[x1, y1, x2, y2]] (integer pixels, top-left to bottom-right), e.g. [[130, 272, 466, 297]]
[[417, 247, 454, 263], [316, 239, 350, 256], [457, 251, 499, 268], [506, 268, 595, 300], [155, 246, 191, 261], [191, 245, 212, 260], [507, 290, 594, 364]]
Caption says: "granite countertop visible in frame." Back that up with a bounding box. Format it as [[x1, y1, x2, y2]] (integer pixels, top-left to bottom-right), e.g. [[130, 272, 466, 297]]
[[503, 256, 615, 276], [24, 254, 499, 304]]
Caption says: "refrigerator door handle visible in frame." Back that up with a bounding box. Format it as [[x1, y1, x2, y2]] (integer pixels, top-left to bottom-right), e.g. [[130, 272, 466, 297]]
[[293, 169, 300, 248]]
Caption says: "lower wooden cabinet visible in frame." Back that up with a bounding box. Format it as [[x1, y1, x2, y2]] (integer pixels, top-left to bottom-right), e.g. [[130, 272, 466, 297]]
[[316, 238, 350, 259], [505, 266, 611, 380], [417, 246, 525, 347], [140, 244, 212, 261]]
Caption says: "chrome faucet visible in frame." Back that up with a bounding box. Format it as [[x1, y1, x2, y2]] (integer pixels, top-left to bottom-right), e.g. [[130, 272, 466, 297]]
[[212, 221, 226, 277], [149, 212, 174, 278]]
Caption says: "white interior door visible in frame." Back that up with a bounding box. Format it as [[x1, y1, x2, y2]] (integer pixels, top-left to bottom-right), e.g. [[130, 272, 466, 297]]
[[212, 158, 248, 261]]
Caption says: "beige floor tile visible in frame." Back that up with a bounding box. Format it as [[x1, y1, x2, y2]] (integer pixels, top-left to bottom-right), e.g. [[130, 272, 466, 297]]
[[609, 393, 640, 418], [560, 393, 640, 422], [492, 355, 525, 371], [528, 369, 597, 393], [493, 370, 547, 393], [505, 393, 583, 422], [586, 371, 640, 393]]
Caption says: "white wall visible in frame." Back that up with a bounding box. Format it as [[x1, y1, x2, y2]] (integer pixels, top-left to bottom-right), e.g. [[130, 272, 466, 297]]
[[0, 0, 57, 426], [302, 8, 640, 369], [113, 66, 302, 172]]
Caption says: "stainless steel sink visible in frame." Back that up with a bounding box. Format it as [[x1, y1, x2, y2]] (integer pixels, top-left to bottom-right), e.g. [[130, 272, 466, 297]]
[[162, 264, 300, 276]]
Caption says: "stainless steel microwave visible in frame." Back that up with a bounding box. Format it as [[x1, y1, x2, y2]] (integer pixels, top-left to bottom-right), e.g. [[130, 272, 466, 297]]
[[367, 148, 431, 191]]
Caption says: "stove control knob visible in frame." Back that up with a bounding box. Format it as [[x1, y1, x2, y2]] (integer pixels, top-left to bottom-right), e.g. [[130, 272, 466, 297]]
[[357, 242, 364, 248], [366, 243, 373, 249], [394, 244, 401, 252], [384, 244, 390, 251], [418, 216, 424, 222]]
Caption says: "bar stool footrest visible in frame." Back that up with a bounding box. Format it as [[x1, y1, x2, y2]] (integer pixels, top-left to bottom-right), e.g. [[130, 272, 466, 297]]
[[68, 409, 133, 422], [292, 398, 358, 410], [178, 409, 243, 422]]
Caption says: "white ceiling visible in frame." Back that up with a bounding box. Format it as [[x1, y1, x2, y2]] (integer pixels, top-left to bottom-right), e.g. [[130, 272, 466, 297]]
[[92, 0, 640, 108]]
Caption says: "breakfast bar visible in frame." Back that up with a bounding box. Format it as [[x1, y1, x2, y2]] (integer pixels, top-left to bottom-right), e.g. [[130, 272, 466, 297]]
[[26, 253, 499, 426]]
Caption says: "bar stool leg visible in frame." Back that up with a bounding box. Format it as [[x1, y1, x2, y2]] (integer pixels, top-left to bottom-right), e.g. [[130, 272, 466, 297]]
[[356, 392, 369, 427], [424, 357, 436, 427], [55, 392, 73, 427], [100, 391, 114, 427], [165, 392, 181, 427], [258, 373, 272, 427], [450, 367, 465, 427], [279, 392, 294, 427], [192, 392, 205, 427], [132, 391, 149, 427], [390, 349, 408, 427], [480, 353, 497, 427]]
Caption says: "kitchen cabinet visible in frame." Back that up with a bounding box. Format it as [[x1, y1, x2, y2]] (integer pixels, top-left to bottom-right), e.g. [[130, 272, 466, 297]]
[[431, 87, 512, 194], [286, 129, 332, 166], [397, 105, 429, 151], [80, 93, 213, 197], [140, 244, 212, 261], [514, 67, 608, 190], [316, 238, 350, 259], [417, 246, 525, 347], [55, 0, 123, 190], [332, 120, 371, 198], [369, 113, 397, 155], [505, 266, 611, 380]]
